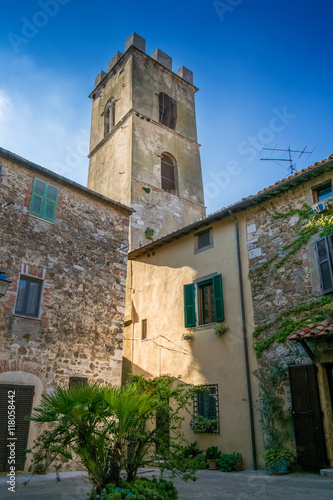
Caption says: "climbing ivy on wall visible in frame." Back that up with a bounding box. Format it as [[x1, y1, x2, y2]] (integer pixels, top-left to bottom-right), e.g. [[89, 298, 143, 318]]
[[253, 294, 333, 356], [250, 202, 333, 355]]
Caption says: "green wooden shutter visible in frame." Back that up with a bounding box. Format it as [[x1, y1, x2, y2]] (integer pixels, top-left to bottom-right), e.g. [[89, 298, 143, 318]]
[[213, 274, 224, 322], [29, 178, 47, 217], [44, 184, 59, 221], [315, 236, 333, 294], [184, 283, 196, 327], [29, 178, 58, 222]]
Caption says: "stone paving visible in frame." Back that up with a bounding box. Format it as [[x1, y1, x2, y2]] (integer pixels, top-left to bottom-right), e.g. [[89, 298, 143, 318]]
[[0, 469, 332, 499]]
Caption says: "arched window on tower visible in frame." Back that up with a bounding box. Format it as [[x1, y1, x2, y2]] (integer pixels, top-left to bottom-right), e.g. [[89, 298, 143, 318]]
[[104, 98, 116, 136], [161, 153, 176, 193]]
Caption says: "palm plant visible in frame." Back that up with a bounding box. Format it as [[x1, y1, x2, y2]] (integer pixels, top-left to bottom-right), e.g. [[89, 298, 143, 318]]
[[29, 383, 154, 491], [28, 377, 197, 492]]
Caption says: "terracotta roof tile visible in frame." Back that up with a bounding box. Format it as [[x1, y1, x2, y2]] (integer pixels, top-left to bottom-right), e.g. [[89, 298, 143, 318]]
[[288, 320, 333, 340]]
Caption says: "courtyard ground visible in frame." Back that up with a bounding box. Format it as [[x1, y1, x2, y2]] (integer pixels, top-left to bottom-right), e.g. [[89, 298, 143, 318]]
[[0, 468, 332, 499]]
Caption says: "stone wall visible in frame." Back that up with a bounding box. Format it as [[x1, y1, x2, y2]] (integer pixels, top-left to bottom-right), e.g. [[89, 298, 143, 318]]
[[245, 172, 333, 465], [245, 181, 318, 366], [0, 156, 130, 389]]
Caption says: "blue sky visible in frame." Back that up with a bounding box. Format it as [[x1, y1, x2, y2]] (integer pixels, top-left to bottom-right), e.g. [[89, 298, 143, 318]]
[[0, 0, 332, 214]]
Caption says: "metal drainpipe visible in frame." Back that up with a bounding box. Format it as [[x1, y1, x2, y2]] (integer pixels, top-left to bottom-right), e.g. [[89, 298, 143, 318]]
[[229, 210, 257, 470]]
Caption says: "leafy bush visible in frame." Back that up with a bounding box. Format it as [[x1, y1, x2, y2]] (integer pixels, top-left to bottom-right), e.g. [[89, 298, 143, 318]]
[[217, 452, 242, 472], [94, 478, 178, 500], [178, 442, 207, 470], [205, 446, 220, 459], [193, 454, 208, 470], [181, 442, 202, 459]]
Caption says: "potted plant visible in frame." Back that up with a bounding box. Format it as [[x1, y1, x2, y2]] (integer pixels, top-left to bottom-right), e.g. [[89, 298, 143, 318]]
[[205, 446, 221, 470], [263, 448, 295, 474], [214, 322, 228, 337]]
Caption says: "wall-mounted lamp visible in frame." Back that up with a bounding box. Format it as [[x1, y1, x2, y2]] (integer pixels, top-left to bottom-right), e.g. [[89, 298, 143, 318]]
[[0, 271, 11, 297]]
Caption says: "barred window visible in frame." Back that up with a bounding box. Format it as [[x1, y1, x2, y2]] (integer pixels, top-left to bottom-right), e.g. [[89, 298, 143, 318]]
[[191, 384, 220, 433]]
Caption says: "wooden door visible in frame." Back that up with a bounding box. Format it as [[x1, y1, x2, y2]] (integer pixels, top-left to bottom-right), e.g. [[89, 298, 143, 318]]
[[0, 384, 34, 472], [289, 365, 328, 468]]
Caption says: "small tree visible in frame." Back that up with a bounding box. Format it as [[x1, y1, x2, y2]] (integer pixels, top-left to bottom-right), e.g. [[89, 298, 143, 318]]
[[28, 376, 197, 492]]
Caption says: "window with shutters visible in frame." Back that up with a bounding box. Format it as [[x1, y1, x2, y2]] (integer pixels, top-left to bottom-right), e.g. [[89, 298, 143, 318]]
[[104, 98, 116, 135], [161, 153, 176, 193], [29, 178, 59, 222], [183, 274, 224, 327], [191, 384, 220, 433], [315, 235, 333, 294], [14, 276, 43, 318], [0, 384, 34, 472], [159, 92, 177, 130]]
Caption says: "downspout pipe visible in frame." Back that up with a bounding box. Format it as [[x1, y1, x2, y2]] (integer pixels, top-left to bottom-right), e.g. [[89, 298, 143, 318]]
[[229, 210, 257, 470]]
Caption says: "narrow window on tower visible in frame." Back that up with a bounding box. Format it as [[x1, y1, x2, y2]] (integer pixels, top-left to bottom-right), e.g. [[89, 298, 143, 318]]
[[161, 153, 176, 194], [159, 92, 177, 130], [104, 98, 116, 136]]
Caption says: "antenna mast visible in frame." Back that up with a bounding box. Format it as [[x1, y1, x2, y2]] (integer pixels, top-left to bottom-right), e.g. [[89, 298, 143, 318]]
[[260, 146, 313, 175]]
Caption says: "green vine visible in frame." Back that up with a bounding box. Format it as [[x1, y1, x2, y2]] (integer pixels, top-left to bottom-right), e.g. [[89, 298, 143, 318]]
[[253, 294, 333, 356], [270, 202, 313, 223], [253, 365, 292, 450], [275, 224, 318, 268], [252, 203, 333, 275]]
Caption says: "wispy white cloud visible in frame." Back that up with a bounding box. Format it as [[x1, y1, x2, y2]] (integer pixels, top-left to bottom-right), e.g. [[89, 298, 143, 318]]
[[0, 52, 90, 186]]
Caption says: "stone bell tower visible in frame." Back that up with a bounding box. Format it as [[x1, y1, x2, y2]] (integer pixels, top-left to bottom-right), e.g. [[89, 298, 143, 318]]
[[87, 33, 206, 250]]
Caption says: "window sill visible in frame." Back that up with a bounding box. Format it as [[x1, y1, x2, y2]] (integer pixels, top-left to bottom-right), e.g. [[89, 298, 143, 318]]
[[194, 243, 214, 255], [196, 322, 216, 330], [12, 313, 42, 322], [29, 214, 55, 225]]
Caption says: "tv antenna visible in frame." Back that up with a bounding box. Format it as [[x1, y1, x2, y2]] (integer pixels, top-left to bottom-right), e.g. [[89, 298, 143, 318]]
[[260, 146, 313, 176]]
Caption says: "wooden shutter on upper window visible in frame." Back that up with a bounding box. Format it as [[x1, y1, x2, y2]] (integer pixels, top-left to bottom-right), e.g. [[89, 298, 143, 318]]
[[169, 97, 177, 130], [44, 184, 59, 222], [29, 178, 47, 217], [184, 283, 196, 327], [29, 178, 59, 222], [315, 236, 333, 294], [213, 274, 224, 322], [159, 93, 177, 130]]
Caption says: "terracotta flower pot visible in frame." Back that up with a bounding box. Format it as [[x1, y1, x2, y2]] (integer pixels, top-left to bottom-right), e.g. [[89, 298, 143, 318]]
[[207, 458, 218, 470]]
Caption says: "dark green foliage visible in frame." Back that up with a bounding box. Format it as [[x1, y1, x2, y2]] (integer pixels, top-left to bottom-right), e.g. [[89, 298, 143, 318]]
[[93, 478, 178, 500], [217, 452, 242, 472], [205, 446, 220, 459], [142, 187, 151, 194], [263, 448, 295, 470], [145, 227, 154, 239], [193, 454, 208, 469], [181, 442, 202, 459], [178, 442, 207, 470], [254, 365, 292, 451]]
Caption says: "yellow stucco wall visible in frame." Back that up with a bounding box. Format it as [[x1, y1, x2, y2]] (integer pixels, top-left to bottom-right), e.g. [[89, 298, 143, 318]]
[[123, 213, 265, 469]]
